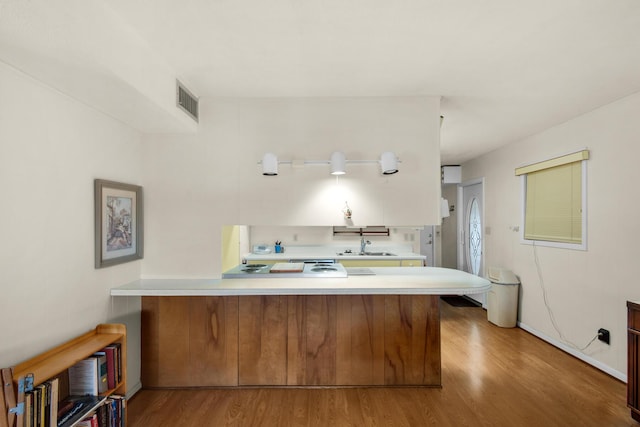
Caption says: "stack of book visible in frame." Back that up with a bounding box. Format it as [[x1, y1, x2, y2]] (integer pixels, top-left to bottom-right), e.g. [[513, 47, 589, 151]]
[[57, 395, 125, 427], [68, 343, 122, 396], [23, 377, 59, 427], [22, 343, 124, 427]]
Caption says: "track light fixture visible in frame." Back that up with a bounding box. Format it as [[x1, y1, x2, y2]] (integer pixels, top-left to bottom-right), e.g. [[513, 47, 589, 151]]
[[261, 152, 279, 176], [330, 151, 346, 175], [380, 151, 398, 175], [259, 151, 400, 176]]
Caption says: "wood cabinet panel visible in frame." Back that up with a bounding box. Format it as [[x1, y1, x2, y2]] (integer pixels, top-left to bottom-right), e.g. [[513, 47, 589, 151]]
[[142, 294, 441, 388], [287, 295, 339, 386], [384, 295, 441, 385], [190, 297, 238, 386], [142, 296, 191, 387], [400, 259, 424, 267], [336, 295, 385, 385], [238, 296, 287, 385], [287, 295, 306, 386], [304, 296, 337, 385], [142, 296, 239, 387]]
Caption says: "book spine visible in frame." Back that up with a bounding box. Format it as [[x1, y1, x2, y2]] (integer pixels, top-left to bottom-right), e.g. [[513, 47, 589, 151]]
[[24, 392, 33, 427], [102, 346, 116, 389], [115, 343, 122, 384], [92, 352, 108, 394], [33, 387, 40, 427], [48, 377, 59, 427]]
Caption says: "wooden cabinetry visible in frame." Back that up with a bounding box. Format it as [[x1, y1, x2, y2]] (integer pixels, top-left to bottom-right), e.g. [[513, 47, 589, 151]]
[[628, 301, 640, 422], [384, 295, 440, 385], [238, 296, 288, 385], [142, 296, 238, 387], [400, 259, 424, 267], [0, 323, 127, 427], [339, 259, 424, 267], [142, 295, 441, 387]]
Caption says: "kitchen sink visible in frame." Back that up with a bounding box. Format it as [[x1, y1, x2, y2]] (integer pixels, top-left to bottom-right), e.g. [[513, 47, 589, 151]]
[[336, 251, 397, 256], [360, 252, 396, 256]]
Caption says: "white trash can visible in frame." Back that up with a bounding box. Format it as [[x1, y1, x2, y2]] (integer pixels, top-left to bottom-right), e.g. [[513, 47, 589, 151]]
[[486, 267, 520, 328]]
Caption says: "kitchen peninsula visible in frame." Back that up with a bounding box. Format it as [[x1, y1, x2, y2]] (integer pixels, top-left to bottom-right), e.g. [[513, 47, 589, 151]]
[[112, 268, 489, 388]]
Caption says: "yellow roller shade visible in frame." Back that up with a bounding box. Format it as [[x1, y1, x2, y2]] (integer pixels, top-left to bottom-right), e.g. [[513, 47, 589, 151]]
[[524, 162, 582, 244], [515, 150, 589, 176]]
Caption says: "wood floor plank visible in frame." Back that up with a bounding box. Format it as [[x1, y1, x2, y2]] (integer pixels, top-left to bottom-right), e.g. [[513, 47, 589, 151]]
[[129, 302, 634, 426]]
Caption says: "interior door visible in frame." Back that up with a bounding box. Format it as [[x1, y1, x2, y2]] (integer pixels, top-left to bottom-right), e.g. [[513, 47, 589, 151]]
[[419, 225, 435, 266], [460, 182, 485, 305]]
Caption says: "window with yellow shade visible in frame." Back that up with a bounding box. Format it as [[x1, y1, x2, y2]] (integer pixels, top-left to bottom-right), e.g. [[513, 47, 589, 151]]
[[516, 150, 589, 250]]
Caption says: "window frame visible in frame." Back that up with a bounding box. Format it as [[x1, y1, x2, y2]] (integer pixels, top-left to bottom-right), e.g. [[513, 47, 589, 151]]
[[518, 153, 588, 251]]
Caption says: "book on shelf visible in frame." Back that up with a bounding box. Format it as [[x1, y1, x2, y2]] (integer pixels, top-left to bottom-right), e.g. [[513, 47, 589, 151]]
[[23, 378, 59, 427], [33, 386, 40, 427], [24, 392, 33, 427], [76, 412, 98, 427], [49, 377, 59, 427], [105, 395, 126, 427], [57, 396, 104, 427], [101, 345, 118, 389], [96, 401, 108, 427], [56, 395, 125, 427], [36, 382, 47, 427], [68, 358, 99, 396], [68, 352, 108, 396], [93, 352, 108, 394]]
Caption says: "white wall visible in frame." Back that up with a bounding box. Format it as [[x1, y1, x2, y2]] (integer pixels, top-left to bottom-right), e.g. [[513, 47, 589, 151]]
[[0, 61, 143, 390], [141, 96, 441, 278], [462, 90, 640, 377]]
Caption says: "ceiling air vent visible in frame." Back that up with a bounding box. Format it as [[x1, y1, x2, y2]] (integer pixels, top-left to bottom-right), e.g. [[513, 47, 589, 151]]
[[176, 80, 199, 122]]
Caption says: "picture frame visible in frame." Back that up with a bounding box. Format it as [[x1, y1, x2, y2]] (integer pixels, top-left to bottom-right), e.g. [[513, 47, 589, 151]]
[[94, 179, 143, 268]]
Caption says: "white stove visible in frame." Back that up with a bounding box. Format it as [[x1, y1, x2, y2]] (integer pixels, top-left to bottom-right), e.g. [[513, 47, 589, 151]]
[[222, 260, 348, 279]]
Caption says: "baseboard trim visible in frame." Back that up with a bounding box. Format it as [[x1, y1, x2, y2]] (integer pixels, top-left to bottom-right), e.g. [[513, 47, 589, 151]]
[[126, 380, 143, 400], [517, 321, 626, 383]]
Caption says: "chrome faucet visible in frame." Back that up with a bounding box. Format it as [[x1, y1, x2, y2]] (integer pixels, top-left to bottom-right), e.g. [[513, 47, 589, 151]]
[[360, 237, 371, 254]]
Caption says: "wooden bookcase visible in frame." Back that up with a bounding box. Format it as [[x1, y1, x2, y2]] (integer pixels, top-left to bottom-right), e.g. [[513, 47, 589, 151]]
[[628, 301, 640, 422], [1, 323, 127, 427]]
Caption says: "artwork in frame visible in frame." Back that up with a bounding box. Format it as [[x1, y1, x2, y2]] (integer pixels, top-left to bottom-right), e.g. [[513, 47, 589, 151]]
[[94, 179, 143, 268]]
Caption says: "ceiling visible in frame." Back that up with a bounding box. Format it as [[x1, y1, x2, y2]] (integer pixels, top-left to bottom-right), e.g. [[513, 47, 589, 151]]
[[3, 0, 640, 164]]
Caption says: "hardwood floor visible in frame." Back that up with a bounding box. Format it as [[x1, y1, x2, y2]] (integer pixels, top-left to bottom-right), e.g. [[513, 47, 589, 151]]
[[127, 301, 634, 426]]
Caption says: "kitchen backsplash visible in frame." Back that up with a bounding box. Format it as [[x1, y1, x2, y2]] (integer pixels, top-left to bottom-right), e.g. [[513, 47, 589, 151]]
[[248, 225, 424, 252]]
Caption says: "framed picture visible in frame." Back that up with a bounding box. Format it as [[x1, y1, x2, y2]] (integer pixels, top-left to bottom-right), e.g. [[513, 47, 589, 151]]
[[94, 179, 143, 268]]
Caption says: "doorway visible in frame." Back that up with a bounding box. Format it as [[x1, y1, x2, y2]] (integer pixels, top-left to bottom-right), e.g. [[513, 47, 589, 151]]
[[458, 180, 485, 306]]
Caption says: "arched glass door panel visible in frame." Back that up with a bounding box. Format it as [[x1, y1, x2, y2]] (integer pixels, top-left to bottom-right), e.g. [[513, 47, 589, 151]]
[[468, 198, 482, 275]]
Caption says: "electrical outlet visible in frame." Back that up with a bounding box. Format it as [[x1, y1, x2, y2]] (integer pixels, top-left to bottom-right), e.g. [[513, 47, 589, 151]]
[[598, 328, 610, 345]]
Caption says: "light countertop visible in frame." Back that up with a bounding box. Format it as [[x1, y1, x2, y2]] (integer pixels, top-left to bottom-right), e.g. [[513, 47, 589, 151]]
[[243, 245, 426, 262], [110, 267, 490, 297], [246, 252, 426, 261]]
